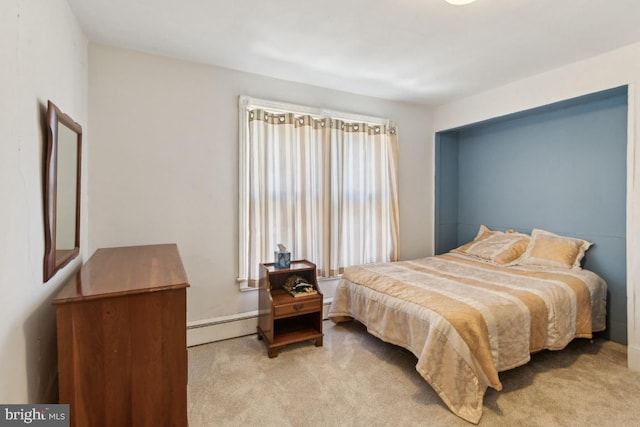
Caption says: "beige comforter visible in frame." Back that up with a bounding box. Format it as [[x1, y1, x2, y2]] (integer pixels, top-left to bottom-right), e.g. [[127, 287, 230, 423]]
[[328, 253, 607, 424]]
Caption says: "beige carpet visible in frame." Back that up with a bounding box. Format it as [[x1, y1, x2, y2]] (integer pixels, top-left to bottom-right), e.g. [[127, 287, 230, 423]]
[[188, 320, 640, 426]]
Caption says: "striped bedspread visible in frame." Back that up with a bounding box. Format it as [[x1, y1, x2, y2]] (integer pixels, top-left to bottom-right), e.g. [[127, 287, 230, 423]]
[[328, 253, 607, 424]]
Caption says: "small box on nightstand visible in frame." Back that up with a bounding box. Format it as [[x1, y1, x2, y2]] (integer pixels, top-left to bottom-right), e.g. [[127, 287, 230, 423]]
[[274, 251, 291, 269]]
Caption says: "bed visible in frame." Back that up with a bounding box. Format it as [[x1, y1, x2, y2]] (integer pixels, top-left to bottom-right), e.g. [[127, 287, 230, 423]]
[[328, 226, 607, 424]]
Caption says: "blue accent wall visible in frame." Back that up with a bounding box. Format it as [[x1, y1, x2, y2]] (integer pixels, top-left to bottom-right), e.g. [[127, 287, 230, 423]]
[[435, 86, 628, 343]]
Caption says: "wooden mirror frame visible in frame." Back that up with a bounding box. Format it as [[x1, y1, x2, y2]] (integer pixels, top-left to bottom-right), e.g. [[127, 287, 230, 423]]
[[44, 100, 82, 282]]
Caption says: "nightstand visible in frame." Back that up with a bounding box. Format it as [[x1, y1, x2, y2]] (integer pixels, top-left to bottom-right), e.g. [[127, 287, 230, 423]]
[[257, 259, 323, 357]]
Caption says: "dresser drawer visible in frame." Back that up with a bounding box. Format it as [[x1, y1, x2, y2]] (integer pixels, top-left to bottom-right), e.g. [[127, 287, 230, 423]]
[[274, 297, 322, 318]]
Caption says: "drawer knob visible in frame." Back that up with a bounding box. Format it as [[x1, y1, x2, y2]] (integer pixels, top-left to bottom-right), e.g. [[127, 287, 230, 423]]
[[293, 303, 304, 312]]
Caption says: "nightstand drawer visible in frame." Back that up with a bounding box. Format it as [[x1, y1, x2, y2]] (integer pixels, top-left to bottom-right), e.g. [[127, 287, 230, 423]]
[[274, 298, 322, 318]]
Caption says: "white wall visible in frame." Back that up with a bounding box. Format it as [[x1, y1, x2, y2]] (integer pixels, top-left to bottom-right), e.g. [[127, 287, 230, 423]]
[[433, 41, 640, 370], [87, 45, 433, 344], [0, 0, 87, 403]]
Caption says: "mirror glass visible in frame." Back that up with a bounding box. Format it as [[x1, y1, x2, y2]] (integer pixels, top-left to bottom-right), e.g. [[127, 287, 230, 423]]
[[44, 101, 82, 282], [55, 123, 78, 255]]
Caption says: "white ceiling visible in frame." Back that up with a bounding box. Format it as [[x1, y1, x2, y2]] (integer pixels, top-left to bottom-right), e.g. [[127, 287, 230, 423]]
[[67, 0, 640, 105]]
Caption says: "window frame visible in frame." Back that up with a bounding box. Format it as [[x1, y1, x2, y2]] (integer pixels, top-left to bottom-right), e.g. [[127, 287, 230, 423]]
[[237, 95, 395, 290]]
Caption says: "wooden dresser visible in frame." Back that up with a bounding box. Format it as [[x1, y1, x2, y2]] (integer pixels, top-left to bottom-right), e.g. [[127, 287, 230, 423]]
[[52, 244, 189, 427]]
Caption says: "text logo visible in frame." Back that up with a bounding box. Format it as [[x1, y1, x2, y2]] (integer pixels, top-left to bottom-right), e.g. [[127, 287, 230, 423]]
[[0, 405, 68, 426]]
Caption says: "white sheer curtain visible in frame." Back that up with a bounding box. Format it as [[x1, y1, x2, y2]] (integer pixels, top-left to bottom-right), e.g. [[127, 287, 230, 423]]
[[238, 98, 399, 287], [329, 120, 399, 276]]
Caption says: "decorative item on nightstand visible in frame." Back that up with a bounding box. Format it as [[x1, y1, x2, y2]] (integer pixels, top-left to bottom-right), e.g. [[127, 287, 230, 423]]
[[282, 275, 318, 298], [274, 243, 291, 269]]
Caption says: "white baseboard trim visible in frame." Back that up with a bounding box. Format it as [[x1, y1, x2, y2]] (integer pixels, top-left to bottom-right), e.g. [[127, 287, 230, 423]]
[[187, 298, 333, 347]]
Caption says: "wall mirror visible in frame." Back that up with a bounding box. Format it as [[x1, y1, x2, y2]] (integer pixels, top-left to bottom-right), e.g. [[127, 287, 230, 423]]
[[44, 100, 82, 282]]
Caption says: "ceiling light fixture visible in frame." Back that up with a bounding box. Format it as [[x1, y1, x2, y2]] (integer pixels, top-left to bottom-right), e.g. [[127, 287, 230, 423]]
[[445, 0, 477, 5]]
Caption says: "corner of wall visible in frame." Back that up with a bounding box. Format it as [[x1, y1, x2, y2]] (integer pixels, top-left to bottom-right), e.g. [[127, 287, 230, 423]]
[[628, 345, 640, 371]]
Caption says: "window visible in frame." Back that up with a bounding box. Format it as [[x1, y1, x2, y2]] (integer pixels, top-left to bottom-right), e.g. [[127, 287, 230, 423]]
[[238, 96, 399, 288]]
